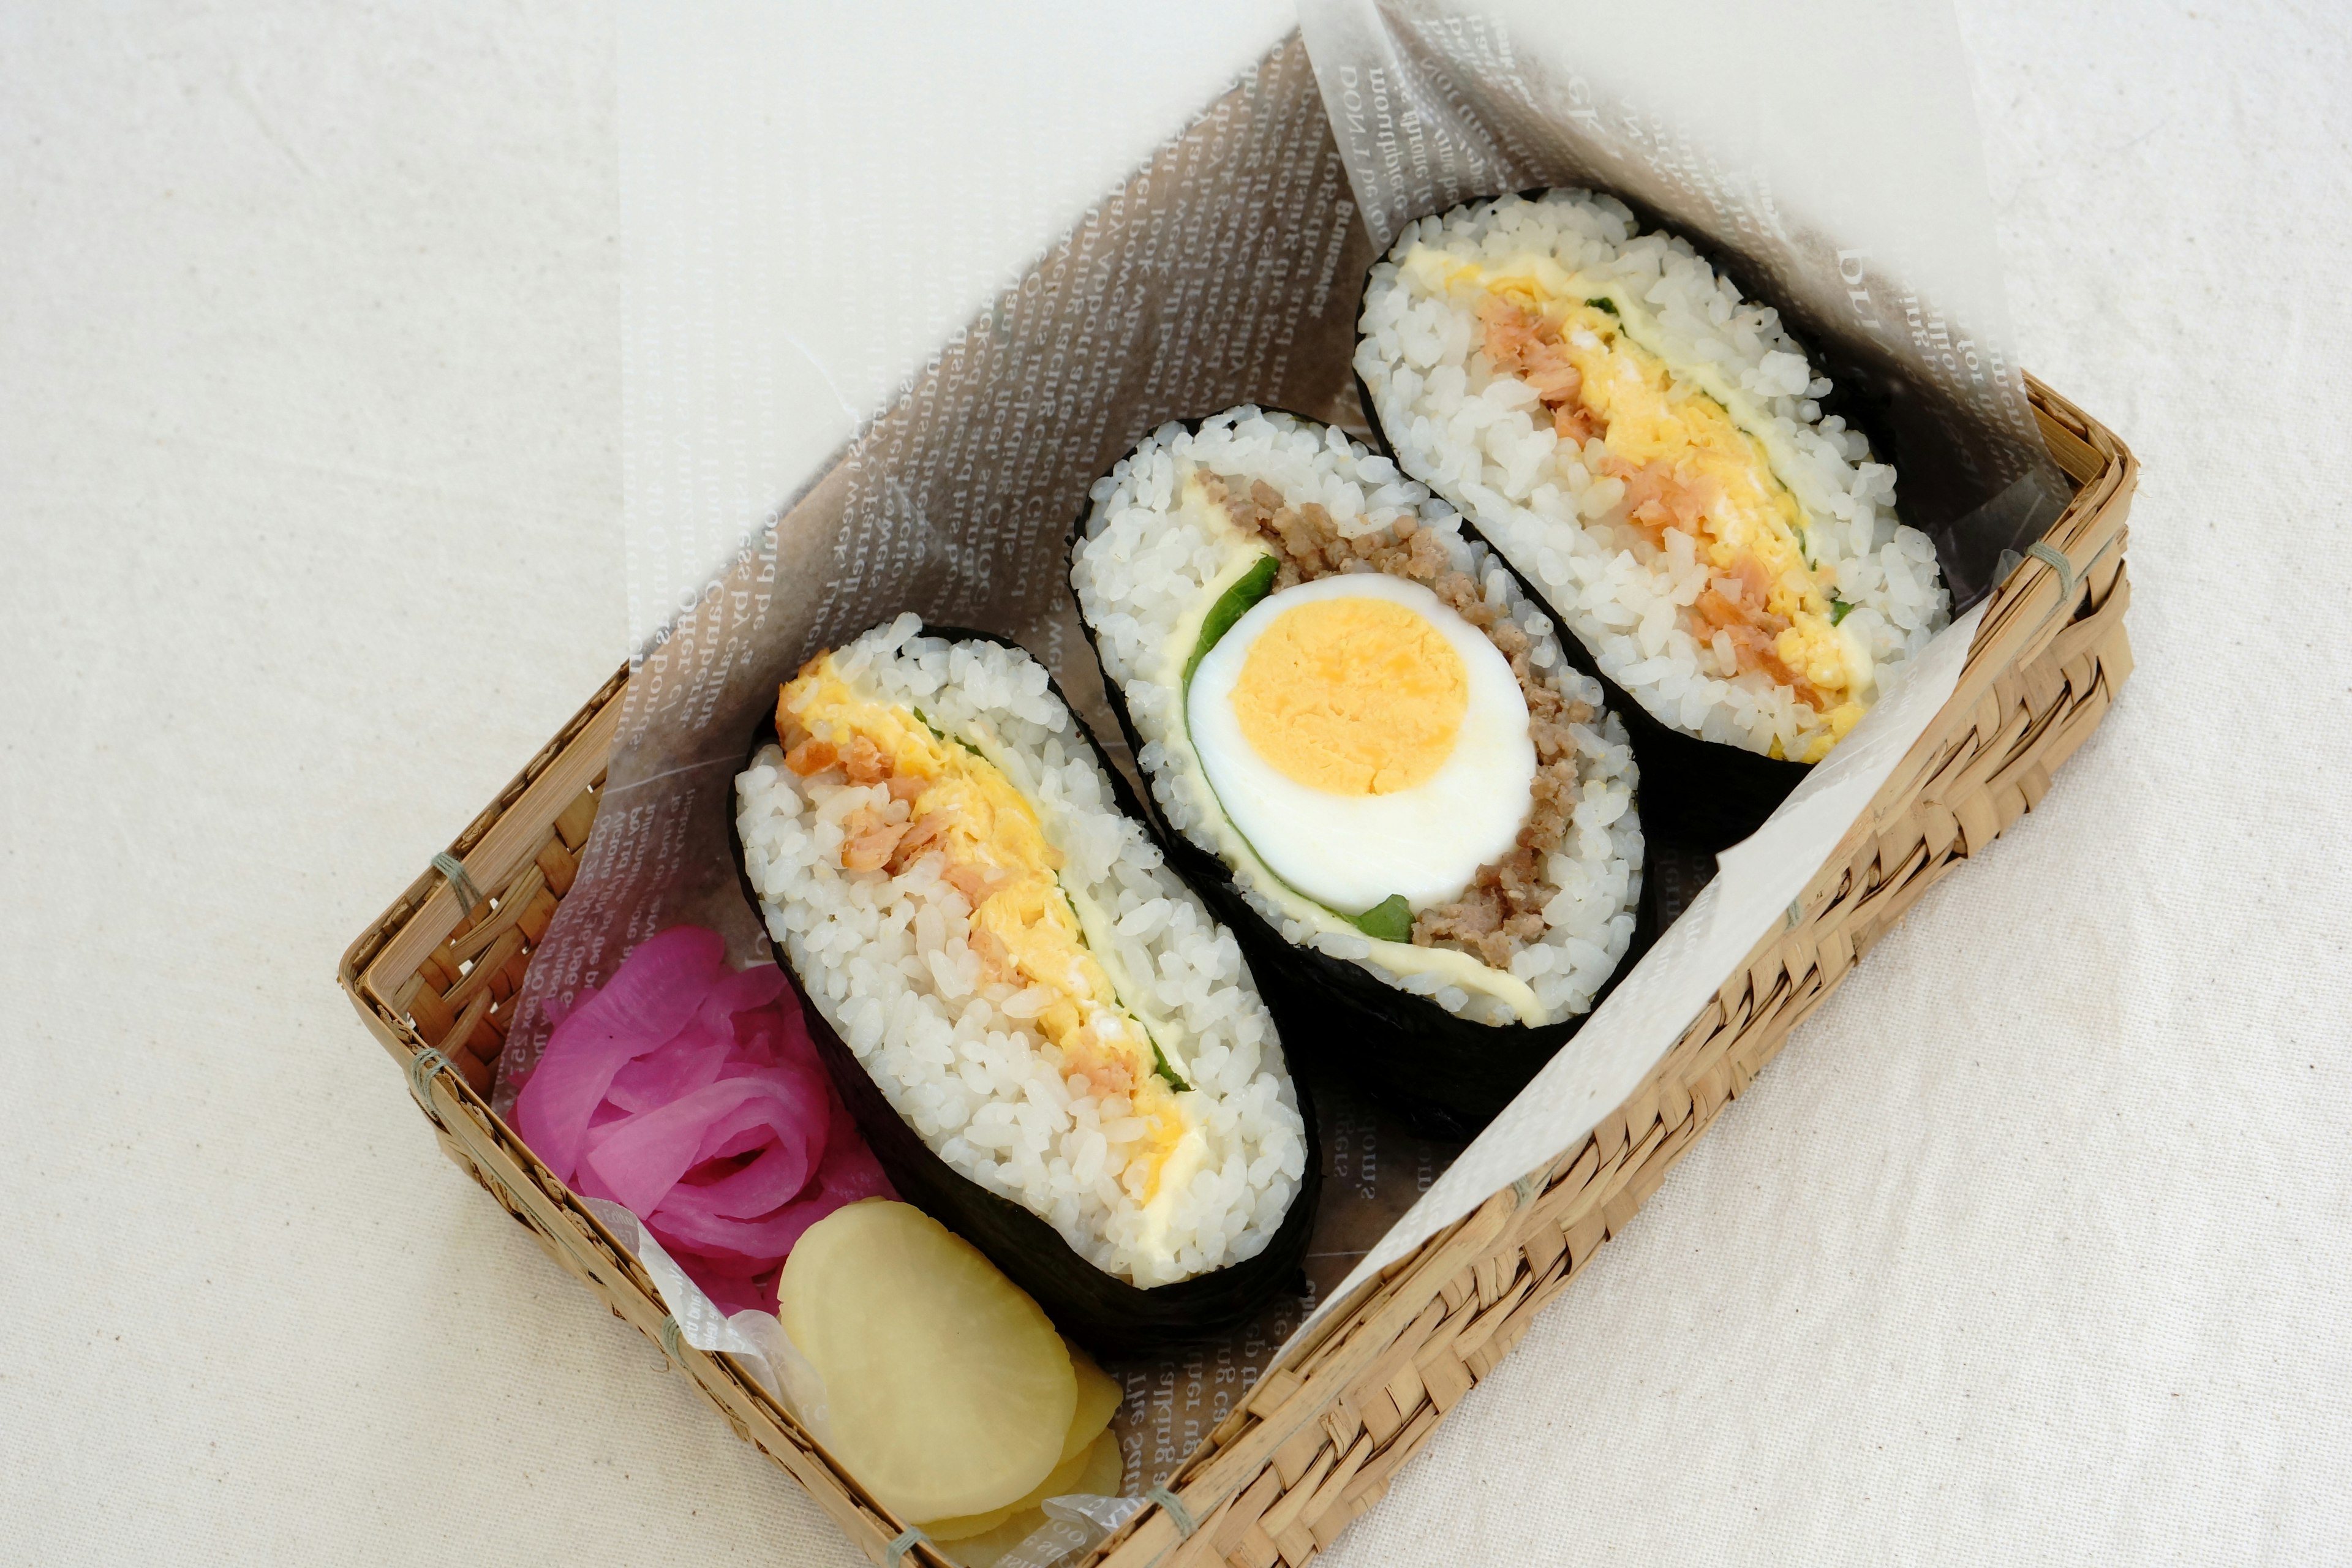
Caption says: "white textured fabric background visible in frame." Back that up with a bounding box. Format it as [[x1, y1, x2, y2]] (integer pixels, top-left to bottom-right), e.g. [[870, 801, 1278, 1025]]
[[3, 3, 2346, 1563]]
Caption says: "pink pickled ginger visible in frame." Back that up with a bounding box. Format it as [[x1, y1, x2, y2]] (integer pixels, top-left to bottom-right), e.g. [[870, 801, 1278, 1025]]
[[514, 925, 891, 1314]]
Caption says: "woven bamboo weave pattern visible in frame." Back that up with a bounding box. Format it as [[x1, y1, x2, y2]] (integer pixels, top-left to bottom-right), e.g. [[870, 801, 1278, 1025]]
[[1085, 377, 2134, 1568], [339, 379, 2133, 1568]]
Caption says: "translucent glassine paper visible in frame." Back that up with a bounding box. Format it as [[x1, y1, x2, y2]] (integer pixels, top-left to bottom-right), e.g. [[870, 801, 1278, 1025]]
[[496, 10, 2052, 1562], [502, 28, 1420, 1566], [1294, 0, 2070, 606], [1291, 601, 1986, 1342], [578, 1196, 798, 1401], [501, 32, 1373, 1100]]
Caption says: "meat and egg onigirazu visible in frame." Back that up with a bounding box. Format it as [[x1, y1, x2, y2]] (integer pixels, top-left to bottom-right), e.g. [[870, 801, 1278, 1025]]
[[1355, 191, 1954, 845], [1071, 408, 1649, 1138]]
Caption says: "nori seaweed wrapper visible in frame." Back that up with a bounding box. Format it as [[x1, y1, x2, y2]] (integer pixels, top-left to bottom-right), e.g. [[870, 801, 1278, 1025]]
[[1066, 439, 1655, 1143], [728, 627, 1321, 1358]]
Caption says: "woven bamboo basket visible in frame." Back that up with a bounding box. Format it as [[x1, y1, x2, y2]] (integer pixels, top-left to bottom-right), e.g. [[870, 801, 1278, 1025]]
[[338, 375, 2134, 1567]]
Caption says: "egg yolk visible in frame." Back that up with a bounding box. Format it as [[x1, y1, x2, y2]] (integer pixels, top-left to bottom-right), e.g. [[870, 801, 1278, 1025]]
[[1229, 596, 1468, 795]]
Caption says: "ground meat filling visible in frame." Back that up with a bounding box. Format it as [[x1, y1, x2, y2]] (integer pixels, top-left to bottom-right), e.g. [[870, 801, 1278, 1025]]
[[1199, 472, 1595, 971]]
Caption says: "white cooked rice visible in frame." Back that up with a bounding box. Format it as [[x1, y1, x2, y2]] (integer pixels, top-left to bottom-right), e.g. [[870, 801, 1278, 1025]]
[[734, 616, 1307, 1289], [1355, 190, 1951, 759], [1071, 407, 1643, 1031]]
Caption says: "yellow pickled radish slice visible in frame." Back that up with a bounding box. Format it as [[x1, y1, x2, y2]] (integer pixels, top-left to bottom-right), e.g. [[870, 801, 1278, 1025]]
[[925, 1348, 1121, 1542], [922, 1443, 1087, 1542], [1071, 1428, 1123, 1498], [1014, 1428, 1125, 1513], [1061, 1345, 1121, 1463], [946, 1441, 1125, 1568], [919, 1499, 1022, 1545], [924, 1428, 1126, 1543], [778, 1201, 1075, 1521], [940, 1506, 1050, 1568]]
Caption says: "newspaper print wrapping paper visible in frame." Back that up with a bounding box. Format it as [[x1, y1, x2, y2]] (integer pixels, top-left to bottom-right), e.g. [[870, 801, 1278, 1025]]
[[500, 32, 1452, 1558], [495, 8, 2050, 1561], [1294, 0, 2071, 605]]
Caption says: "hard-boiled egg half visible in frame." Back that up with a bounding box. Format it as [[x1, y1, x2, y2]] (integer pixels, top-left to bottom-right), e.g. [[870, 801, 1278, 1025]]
[[1185, 571, 1535, 921]]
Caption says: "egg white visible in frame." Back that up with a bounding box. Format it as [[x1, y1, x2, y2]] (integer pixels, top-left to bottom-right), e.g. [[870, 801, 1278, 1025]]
[[1185, 572, 1536, 916]]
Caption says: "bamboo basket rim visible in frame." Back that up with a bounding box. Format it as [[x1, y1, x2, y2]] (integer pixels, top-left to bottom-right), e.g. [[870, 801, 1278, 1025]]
[[336, 371, 2135, 1568]]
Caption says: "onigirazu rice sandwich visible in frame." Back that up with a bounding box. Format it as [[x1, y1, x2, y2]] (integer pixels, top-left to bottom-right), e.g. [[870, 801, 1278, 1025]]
[[1355, 191, 1951, 826], [1070, 407, 1646, 1137], [733, 617, 1316, 1352]]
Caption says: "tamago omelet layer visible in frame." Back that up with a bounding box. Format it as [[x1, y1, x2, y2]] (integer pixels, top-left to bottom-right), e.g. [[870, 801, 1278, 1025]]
[[1401, 247, 1877, 761], [776, 654, 1202, 1218]]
